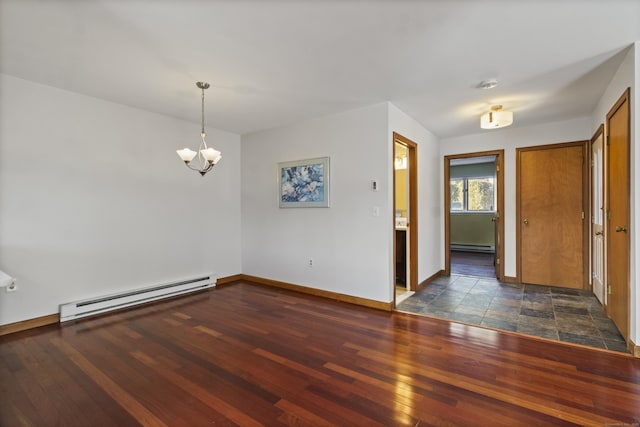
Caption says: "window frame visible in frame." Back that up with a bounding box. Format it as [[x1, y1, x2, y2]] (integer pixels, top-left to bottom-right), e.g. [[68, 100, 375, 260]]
[[449, 175, 496, 213]]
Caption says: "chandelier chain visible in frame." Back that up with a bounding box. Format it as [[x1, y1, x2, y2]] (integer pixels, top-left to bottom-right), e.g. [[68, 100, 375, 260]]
[[201, 85, 205, 135]]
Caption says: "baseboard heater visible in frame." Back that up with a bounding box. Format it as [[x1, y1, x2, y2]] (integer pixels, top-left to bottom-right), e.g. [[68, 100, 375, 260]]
[[59, 274, 215, 322], [450, 244, 495, 253]]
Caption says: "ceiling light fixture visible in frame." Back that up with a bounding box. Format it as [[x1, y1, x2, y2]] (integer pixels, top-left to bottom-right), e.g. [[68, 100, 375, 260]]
[[176, 82, 222, 176], [480, 105, 513, 129]]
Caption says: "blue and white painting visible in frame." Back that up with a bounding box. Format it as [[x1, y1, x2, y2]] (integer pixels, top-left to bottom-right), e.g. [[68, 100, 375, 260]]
[[279, 157, 330, 208]]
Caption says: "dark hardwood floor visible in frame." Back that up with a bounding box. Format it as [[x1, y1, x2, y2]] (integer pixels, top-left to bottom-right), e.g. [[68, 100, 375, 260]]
[[2, 281, 640, 426], [451, 250, 495, 278]]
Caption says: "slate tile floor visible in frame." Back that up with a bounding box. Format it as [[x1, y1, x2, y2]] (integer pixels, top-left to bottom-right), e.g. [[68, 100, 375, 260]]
[[397, 274, 629, 353]]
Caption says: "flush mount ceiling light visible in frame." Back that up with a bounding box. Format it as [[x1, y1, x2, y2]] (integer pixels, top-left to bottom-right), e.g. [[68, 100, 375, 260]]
[[176, 82, 222, 176], [480, 105, 513, 129]]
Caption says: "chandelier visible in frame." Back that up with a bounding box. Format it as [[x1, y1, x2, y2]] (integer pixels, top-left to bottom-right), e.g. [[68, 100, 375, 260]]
[[176, 82, 222, 176]]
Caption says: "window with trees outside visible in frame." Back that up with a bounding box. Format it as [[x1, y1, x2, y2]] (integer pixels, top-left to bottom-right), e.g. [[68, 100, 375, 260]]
[[450, 176, 495, 212]]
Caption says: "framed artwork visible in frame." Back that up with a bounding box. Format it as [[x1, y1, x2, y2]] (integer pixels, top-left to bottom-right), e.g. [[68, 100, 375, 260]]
[[278, 157, 330, 208]]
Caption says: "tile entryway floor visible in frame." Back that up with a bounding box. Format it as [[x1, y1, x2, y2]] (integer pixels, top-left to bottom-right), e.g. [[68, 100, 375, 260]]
[[396, 274, 629, 353]]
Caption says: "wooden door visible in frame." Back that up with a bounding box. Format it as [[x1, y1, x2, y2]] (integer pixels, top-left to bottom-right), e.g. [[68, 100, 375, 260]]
[[493, 158, 503, 280], [591, 126, 605, 304], [606, 88, 630, 341], [518, 143, 586, 288]]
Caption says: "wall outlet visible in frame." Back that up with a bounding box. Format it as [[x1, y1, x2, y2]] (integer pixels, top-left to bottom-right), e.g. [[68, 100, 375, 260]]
[[308, 258, 313, 267]]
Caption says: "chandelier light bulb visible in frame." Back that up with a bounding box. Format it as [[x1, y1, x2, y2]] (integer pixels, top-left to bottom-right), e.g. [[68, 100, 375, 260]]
[[176, 148, 197, 162]]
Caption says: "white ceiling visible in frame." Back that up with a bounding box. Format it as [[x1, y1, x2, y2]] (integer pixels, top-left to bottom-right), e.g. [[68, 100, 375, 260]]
[[1, 0, 639, 138]]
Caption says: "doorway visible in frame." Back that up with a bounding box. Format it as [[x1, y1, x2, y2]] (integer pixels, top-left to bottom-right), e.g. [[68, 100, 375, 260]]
[[444, 150, 504, 280], [606, 88, 630, 343], [393, 133, 417, 304], [517, 141, 588, 288]]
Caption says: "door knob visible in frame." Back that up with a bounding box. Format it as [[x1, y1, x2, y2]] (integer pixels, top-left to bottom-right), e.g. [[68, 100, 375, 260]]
[[615, 226, 627, 233], [491, 217, 497, 222], [594, 231, 603, 236], [523, 219, 529, 225]]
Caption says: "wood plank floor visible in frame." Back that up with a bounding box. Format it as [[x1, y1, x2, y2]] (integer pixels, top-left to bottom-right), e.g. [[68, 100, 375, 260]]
[[451, 250, 495, 278], [2, 281, 639, 426]]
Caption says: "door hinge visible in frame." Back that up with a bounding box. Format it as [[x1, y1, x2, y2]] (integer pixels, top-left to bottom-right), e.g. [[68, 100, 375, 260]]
[[606, 135, 610, 145], [607, 210, 611, 221], [496, 164, 500, 172], [496, 258, 500, 265], [607, 284, 612, 295], [581, 212, 585, 220]]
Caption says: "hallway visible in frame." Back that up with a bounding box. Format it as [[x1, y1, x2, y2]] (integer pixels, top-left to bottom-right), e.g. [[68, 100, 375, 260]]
[[396, 274, 629, 353]]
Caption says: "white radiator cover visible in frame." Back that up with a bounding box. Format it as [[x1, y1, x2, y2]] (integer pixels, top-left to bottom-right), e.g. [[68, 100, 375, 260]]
[[59, 274, 216, 322], [450, 244, 495, 253]]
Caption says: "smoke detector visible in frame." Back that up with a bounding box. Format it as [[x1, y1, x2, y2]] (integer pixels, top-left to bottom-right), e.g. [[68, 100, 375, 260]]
[[478, 79, 498, 90]]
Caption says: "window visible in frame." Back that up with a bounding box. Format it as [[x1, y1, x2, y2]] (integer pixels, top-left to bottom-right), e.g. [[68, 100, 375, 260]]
[[450, 178, 464, 211], [450, 176, 495, 212]]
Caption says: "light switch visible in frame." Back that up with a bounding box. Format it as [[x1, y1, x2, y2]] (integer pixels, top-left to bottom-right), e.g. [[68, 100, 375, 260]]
[[372, 206, 380, 217], [371, 180, 378, 191]]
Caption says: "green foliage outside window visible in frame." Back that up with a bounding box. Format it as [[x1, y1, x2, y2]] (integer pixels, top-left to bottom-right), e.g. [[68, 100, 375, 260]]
[[450, 177, 495, 211], [468, 178, 494, 211], [450, 178, 464, 211]]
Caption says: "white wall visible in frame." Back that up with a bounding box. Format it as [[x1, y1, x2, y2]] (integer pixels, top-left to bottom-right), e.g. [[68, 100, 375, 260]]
[[242, 103, 396, 302], [591, 42, 638, 345], [241, 102, 438, 304], [388, 103, 442, 282], [440, 117, 592, 278], [0, 74, 242, 325]]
